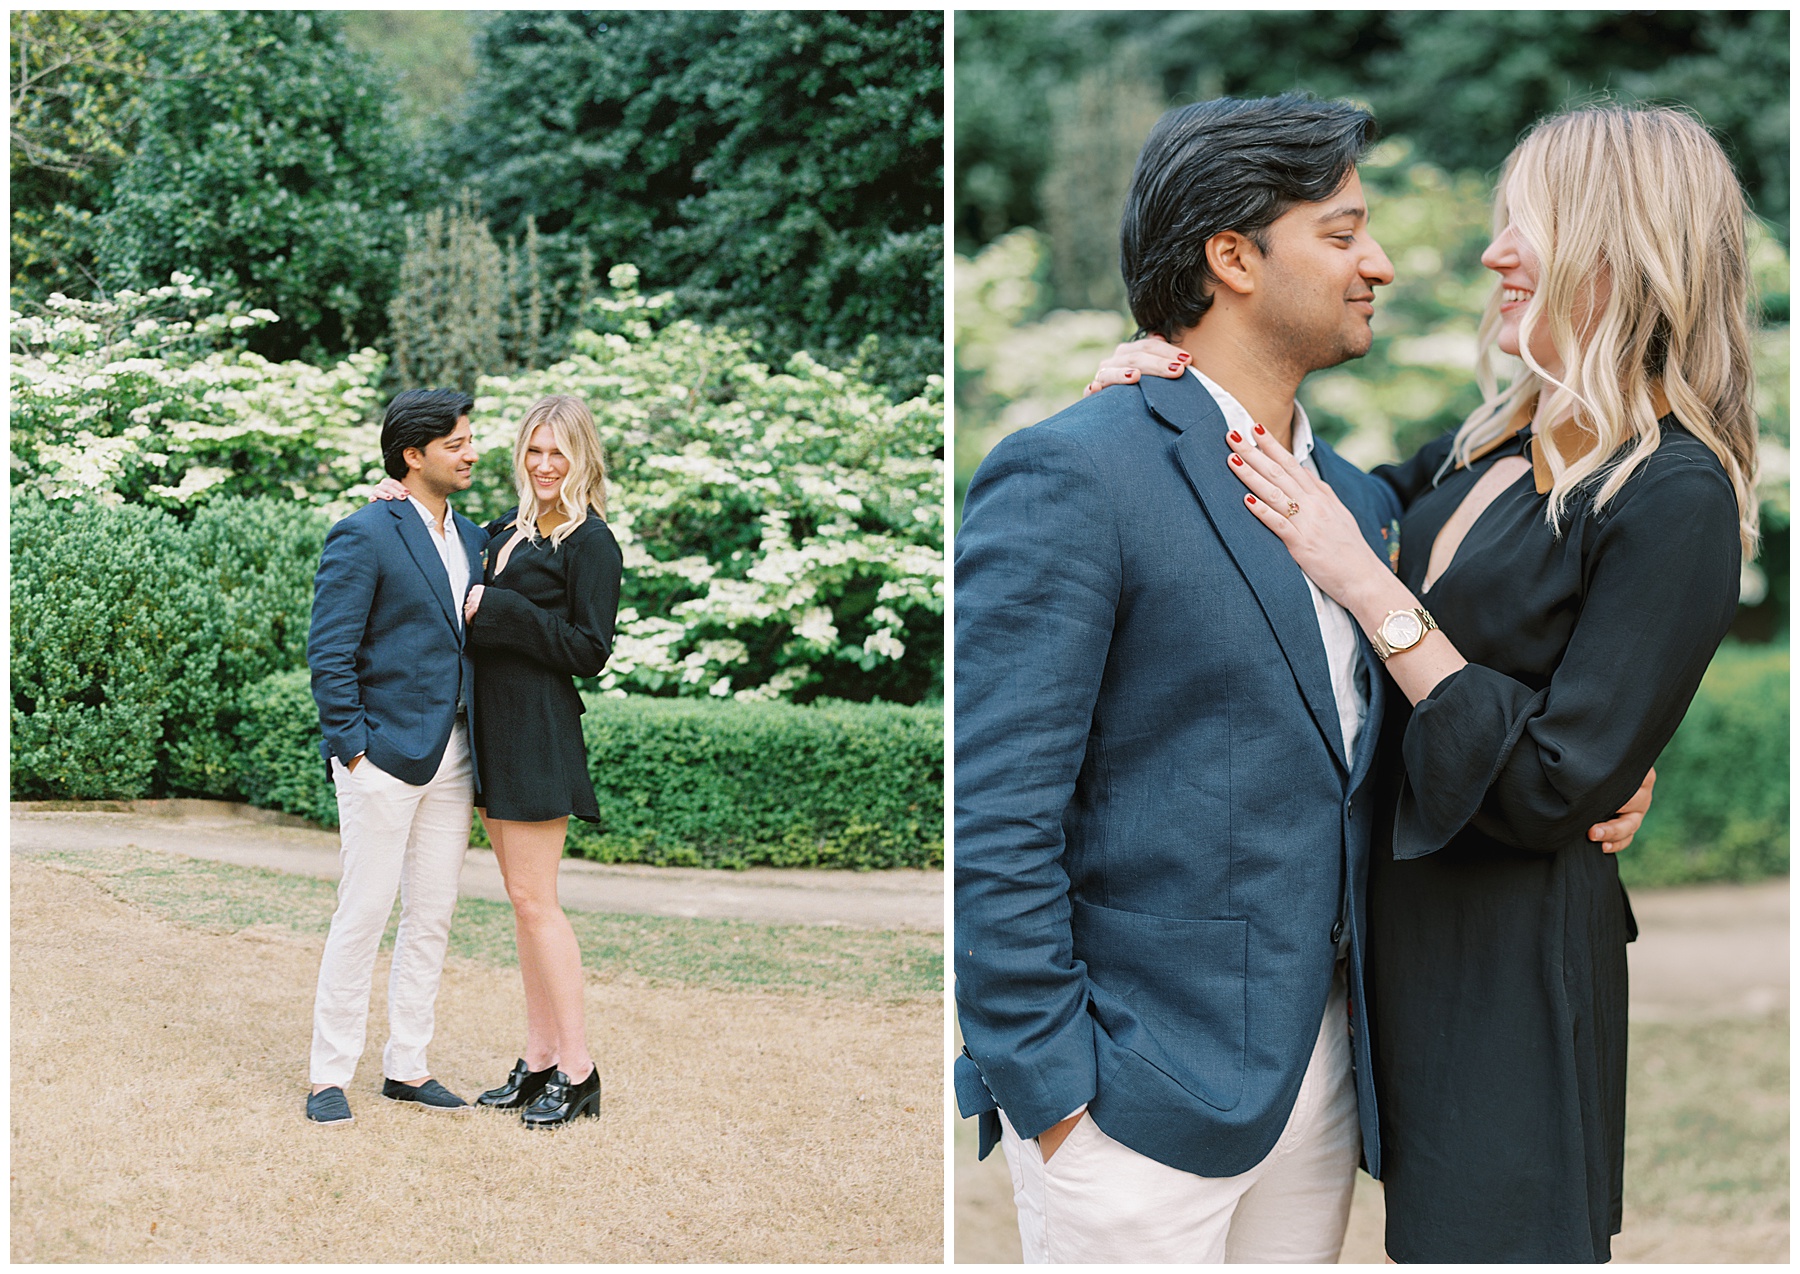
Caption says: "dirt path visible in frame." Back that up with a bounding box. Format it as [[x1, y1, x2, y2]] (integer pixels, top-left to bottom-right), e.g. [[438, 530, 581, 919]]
[[10, 859, 941, 1262], [12, 802, 944, 931], [953, 877, 1789, 1263]]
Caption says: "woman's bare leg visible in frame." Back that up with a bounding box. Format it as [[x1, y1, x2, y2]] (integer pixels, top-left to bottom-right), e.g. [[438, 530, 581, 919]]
[[486, 815, 593, 1080], [483, 811, 559, 1072]]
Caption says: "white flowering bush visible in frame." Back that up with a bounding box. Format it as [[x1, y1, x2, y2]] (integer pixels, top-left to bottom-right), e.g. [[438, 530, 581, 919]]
[[468, 265, 946, 704], [10, 275, 385, 510], [13, 267, 946, 706]]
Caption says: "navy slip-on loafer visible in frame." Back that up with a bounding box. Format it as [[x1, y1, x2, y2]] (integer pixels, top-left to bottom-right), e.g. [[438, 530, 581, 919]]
[[382, 1076, 474, 1116], [306, 1086, 354, 1126]]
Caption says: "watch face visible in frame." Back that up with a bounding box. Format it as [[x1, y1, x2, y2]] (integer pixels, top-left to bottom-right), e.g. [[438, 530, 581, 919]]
[[1384, 612, 1424, 649]]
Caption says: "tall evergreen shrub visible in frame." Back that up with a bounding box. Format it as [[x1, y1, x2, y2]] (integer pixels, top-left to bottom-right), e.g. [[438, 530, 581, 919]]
[[160, 500, 329, 795], [11, 497, 197, 798]]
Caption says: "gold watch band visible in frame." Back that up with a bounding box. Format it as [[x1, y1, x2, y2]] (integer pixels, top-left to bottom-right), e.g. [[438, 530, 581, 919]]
[[1372, 607, 1437, 661]]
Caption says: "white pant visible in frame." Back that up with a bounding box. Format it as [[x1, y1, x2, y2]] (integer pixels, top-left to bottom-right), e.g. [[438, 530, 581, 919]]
[[1001, 965, 1359, 1263], [309, 725, 473, 1086]]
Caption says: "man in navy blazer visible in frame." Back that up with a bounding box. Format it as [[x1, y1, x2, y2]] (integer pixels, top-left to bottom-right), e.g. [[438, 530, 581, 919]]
[[955, 95, 1401, 1260], [303, 389, 489, 1125]]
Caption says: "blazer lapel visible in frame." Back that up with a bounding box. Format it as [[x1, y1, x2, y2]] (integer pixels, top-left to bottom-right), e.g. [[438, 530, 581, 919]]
[[390, 501, 461, 636], [455, 512, 487, 583], [454, 512, 487, 647], [1148, 376, 1350, 774], [1313, 440, 1392, 562], [1313, 437, 1398, 792]]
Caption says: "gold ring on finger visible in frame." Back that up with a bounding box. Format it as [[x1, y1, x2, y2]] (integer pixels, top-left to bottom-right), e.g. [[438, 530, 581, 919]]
[[1283, 500, 1300, 519]]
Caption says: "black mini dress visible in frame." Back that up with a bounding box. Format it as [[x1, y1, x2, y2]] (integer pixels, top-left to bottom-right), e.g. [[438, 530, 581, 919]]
[[466, 507, 622, 823], [1367, 419, 1740, 1262]]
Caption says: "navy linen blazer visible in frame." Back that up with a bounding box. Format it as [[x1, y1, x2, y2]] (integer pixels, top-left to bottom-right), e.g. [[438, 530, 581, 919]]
[[307, 499, 487, 788], [954, 372, 1399, 1180]]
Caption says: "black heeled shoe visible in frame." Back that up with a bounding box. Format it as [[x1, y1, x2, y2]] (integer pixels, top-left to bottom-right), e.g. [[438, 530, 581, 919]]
[[521, 1065, 601, 1128], [477, 1058, 558, 1110]]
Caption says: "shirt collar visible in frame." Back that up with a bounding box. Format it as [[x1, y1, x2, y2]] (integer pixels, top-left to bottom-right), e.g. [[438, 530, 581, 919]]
[[1186, 366, 1315, 464], [409, 495, 454, 536]]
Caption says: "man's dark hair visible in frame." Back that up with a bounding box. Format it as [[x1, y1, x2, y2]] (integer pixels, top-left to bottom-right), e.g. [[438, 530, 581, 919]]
[[380, 389, 475, 479], [1121, 93, 1378, 340]]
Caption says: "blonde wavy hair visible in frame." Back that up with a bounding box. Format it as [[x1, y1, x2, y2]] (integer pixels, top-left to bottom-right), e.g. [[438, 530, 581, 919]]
[[1451, 105, 1759, 557], [511, 395, 609, 547]]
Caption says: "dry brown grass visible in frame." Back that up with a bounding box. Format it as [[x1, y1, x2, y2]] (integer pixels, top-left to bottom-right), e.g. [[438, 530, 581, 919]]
[[11, 857, 941, 1262]]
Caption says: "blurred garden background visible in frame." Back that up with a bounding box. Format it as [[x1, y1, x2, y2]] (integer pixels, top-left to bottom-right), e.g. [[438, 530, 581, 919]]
[[952, 11, 1787, 1263], [11, 10, 946, 869], [953, 9, 1788, 893]]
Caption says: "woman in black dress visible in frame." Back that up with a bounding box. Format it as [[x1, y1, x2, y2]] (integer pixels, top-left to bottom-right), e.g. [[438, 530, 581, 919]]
[[1091, 106, 1759, 1260], [461, 394, 622, 1127]]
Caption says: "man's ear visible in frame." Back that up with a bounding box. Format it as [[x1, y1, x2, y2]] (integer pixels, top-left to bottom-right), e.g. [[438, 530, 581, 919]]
[[401, 445, 425, 474], [1204, 230, 1261, 298]]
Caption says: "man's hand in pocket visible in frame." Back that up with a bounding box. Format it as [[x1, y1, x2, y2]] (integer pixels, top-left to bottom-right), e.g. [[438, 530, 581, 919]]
[[1038, 1109, 1086, 1162]]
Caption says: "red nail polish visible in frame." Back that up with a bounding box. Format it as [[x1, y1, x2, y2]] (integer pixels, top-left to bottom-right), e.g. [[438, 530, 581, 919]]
[[1176, 352, 1190, 362], [1230, 454, 1244, 467], [1246, 494, 1257, 505], [1228, 431, 1242, 444], [1125, 370, 1137, 378], [1253, 423, 1266, 435]]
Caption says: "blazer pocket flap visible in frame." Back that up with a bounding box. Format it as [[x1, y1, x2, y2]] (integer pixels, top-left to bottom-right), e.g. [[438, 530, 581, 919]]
[[1073, 898, 1248, 1111]]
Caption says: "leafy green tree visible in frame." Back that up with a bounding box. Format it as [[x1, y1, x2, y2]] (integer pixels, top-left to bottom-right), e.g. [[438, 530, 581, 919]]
[[93, 10, 415, 362], [955, 10, 1789, 258], [339, 10, 477, 141], [439, 9, 943, 398], [8, 10, 169, 304]]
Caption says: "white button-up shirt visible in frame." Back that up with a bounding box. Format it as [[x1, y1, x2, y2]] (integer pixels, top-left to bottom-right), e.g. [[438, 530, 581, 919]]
[[411, 497, 471, 634], [1190, 368, 1368, 764]]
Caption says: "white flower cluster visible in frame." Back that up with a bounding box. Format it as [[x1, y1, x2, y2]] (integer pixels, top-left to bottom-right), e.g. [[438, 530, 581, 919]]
[[470, 276, 945, 702], [11, 277, 386, 511]]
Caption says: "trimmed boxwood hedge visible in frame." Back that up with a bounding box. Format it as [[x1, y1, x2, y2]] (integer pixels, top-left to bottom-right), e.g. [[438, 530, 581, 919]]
[[570, 694, 942, 869], [1621, 643, 1789, 888], [11, 494, 328, 800], [11, 498, 194, 799], [236, 669, 943, 870]]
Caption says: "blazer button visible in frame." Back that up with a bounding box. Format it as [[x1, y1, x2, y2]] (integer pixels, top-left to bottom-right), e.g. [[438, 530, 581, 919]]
[[1330, 920, 1344, 944]]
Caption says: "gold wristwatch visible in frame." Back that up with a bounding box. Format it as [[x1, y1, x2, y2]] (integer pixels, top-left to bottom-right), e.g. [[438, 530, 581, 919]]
[[1371, 607, 1438, 661]]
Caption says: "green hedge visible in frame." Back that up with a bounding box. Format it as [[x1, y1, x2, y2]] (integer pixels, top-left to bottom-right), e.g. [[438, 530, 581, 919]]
[[235, 668, 342, 827], [11, 499, 194, 798], [1622, 643, 1789, 888], [236, 672, 943, 870], [569, 695, 942, 869], [10, 495, 327, 800]]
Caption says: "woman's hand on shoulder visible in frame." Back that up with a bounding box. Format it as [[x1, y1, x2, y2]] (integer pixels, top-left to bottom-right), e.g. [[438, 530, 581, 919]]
[[1084, 335, 1191, 397], [1227, 425, 1387, 605], [367, 477, 410, 502]]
